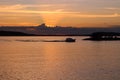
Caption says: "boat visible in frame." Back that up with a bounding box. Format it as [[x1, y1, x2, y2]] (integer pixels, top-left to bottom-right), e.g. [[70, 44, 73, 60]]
[[65, 38, 76, 42], [42, 38, 76, 42]]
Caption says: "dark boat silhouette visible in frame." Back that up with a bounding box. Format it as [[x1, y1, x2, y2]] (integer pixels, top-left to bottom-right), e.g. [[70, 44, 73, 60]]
[[42, 38, 76, 42], [65, 38, 76, 42]]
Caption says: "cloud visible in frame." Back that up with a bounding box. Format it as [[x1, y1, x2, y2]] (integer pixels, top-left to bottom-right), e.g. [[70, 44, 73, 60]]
[[0, 4, 120, 18], [104, 7, 119, 10], [0, 4, 26, 10], [0, 4, 55, 10], [71, 13, 120, 18], [0, 4, 69, 11], [0, 9, 119, 18], [0, 4, 79, 14]]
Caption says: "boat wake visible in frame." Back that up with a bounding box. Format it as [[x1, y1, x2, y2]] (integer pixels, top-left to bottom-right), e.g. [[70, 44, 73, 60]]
[[16, 38, 76, 42]]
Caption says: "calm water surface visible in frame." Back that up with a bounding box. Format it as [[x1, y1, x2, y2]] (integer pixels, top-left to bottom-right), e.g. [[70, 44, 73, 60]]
[[0, 36, 120, 80]]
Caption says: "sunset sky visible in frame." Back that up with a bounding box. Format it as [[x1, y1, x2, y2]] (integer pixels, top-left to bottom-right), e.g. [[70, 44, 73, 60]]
[[0, 0, 120, 27]]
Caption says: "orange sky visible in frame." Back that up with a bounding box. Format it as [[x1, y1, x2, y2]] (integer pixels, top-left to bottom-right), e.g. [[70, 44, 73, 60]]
[[0, 0, 120, 27]]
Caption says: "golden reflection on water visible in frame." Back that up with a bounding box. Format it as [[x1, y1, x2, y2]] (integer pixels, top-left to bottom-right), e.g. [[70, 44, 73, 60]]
[[0, 37, 120, 80]]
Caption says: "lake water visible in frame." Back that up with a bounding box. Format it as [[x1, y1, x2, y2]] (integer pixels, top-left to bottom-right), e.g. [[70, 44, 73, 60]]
[[0, 36, 120, 80]]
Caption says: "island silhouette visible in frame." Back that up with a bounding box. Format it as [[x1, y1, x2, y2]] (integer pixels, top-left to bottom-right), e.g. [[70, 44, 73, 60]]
[[0, 31, 35, 36], [0, 23, 120, 36], [84, 32, 120, 41]]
